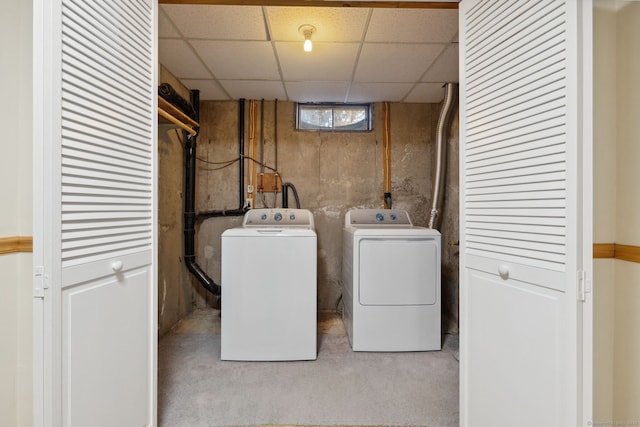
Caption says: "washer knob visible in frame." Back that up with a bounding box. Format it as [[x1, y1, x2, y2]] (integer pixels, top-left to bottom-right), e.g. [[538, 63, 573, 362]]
[[260, 213, 267, 220], [375, 213, 384, 222], [274, 212, 283, 222], [390, 214, 397, 221], [289, 213, 296, 221]]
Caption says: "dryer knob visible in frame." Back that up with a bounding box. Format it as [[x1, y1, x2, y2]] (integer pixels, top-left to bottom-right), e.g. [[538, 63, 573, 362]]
[[375, 213, 384, 222], [390, 214, 397, 221], [289, 213, 296, 221], [260, 213, 267, 220], [274, 212, 283, 222]]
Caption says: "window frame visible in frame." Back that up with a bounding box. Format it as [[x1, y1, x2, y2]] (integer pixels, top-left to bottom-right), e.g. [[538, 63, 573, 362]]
[[295, 103, 373, 132]]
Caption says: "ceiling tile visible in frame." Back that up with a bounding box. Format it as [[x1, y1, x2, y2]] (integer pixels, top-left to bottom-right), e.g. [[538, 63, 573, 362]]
[[159, 8, 181, 38], [285, 82, 349, 103], [180, 79, 230, 101], [158, 5, 460, 104], [355, 43, 444, 83], [348, 83, 414, 103], [366, 9, 458, 43], [161, 5, 267, 40], [276, 42, 359, 81], [404, 83, 447, 103], [219, 80, 287, 101], [265, 6, 369, 42], [422, 44, 459, 82], [159, 39, 211, 80], [191, 41, 280, 80]]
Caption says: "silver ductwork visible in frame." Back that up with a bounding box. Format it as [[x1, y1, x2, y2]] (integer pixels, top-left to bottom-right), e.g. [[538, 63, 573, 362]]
[[428, 83, 458, 230]]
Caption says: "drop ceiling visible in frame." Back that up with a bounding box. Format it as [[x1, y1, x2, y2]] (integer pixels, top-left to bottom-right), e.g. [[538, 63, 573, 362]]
[[159, 4, 459, 103]]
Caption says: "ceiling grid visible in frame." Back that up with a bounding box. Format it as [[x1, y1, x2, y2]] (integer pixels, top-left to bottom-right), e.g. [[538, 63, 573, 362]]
[[159, 4, 459, 103]]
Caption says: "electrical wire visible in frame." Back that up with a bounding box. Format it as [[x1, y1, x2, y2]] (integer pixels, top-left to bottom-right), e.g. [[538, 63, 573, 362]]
[[195, 153, 282, 187], [335, 294, 343, 315], [196, 157, 239, 165], [242, 155, 278, 173], [259, 191, 277, 209], [196, 157, 239, 171]]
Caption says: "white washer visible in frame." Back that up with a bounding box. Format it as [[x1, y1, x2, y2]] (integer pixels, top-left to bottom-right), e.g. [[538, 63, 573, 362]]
[[221, 208, 317, 361], [342, 209, 441, 352]]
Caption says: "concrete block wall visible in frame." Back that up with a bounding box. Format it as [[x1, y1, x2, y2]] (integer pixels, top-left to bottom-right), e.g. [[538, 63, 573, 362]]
[[185, 99, 460, 333]]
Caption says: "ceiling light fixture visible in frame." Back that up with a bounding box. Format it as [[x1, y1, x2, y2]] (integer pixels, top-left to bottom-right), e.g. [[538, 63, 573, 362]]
[[298, 25, 316, 52]]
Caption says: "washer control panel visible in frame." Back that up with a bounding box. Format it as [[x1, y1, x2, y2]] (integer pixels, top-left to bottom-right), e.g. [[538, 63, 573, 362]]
[[346, 209, 413, 226], [244, 208, 314, 228]]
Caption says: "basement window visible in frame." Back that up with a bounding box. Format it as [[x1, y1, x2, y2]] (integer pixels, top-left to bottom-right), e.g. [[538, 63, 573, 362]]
[[296, 103, 372, 131]]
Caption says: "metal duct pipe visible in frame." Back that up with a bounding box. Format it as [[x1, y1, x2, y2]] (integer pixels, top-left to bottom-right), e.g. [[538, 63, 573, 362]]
[[428, 83, 458, 230], [183, 90, 221, 295]]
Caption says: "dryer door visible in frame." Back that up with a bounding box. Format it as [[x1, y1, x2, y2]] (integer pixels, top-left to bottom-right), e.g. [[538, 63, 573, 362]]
[[358, 237, 439, 306]]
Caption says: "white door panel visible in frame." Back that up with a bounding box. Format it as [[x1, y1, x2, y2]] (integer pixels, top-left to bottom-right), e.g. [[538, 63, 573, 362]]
[[63, 262, 151, 426], [466, 269, 563, 427], [460, 0, 592, 426], [34, 0, 157, 425]]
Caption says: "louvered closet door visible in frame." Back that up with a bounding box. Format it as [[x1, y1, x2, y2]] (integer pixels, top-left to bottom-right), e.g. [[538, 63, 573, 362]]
[[49, 0, 157, 425], [459, 1, 592, 426]]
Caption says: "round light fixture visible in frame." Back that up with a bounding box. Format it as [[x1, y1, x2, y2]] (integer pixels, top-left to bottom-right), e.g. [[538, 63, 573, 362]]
[[298, 25, 316, 52]]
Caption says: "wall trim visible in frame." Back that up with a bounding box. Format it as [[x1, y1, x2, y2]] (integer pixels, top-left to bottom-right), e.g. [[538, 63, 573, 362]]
[[593, 243, 640, 263], [593, 243, 616, 259], [0, 236, 33, 254], [615, 244, 640, 264]]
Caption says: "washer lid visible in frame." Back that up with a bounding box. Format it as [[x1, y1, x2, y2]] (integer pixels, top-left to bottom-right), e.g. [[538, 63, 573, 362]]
[[222, 227, 316, 237]]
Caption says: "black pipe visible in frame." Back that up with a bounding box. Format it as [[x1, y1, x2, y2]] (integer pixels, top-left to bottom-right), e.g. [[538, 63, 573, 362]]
[[238, 98, 245, 209], [197, 208, 246, 219], [282, 182, 301, 209], [196, 99, 248, 221], [384, 192, 392, 210], [274, 99, 278, 171], [183, 90, 220, 295]]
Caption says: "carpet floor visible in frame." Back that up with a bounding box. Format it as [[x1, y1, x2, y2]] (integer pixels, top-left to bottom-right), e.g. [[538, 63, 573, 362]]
[[158, 309, 459, 427]]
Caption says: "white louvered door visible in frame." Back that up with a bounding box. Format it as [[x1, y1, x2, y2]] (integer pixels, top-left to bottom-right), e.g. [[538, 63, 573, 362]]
[[35, 0, 157, 425], [459, 1, 592, 426]]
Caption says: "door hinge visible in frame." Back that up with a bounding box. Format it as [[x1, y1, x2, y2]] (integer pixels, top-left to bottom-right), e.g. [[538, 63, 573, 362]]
[[577, 270, 591, 302], [34, 266, 49, 299]]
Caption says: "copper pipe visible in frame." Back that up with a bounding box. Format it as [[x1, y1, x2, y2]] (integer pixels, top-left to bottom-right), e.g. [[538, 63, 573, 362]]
[[382, 102, 392, 208], [247, 100, 258, 208]]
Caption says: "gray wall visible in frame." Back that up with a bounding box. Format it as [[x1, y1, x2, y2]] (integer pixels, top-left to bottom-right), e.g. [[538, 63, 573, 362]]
[[185, 100, 460, 333], [158, 68, 199, 336]]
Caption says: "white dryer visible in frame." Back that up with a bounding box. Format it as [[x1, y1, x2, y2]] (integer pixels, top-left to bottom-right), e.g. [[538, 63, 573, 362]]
[[221, 208, 317, 361], [342, 209, 441, 351]]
